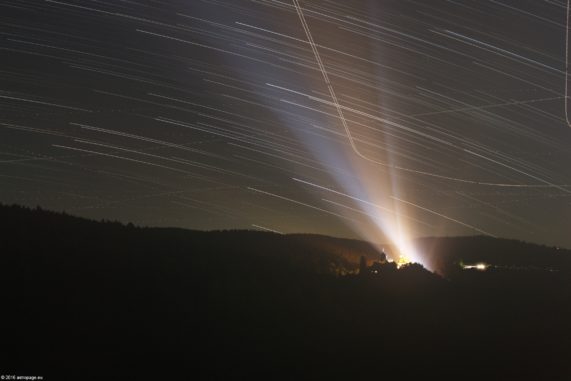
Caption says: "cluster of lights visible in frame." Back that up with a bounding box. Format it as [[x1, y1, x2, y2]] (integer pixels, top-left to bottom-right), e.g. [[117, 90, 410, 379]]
[[461, 262, 489, 271], [384, 252, 412, 269], [395, 255, 411, 269]]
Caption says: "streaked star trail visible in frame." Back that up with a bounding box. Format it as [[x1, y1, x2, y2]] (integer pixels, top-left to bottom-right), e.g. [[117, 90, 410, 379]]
[[2, 0, 571, 259]]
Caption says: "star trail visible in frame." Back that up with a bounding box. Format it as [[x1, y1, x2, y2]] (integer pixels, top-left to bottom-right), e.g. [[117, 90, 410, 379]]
[[2, 0, 571, 256]]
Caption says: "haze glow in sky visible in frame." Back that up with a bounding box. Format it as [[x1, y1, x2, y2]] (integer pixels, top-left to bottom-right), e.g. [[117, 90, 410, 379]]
[[1, 0, 571, 250]]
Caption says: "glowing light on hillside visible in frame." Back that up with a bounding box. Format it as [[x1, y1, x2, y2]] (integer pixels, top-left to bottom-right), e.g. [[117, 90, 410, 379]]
[[286, 1, 432, 270], [462, 263, 489, 271], [396, 255, 411, 269]]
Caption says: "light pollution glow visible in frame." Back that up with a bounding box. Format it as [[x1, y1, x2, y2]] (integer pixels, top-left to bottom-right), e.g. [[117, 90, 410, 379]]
[[4, 0, 570, 260], [290, 0, 429, 268]]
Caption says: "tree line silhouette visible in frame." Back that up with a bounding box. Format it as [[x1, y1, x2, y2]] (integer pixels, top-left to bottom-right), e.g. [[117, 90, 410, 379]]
[[1, 204, 570, 380]]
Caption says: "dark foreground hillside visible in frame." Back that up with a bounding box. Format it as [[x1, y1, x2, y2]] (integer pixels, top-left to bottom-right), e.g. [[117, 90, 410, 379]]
[[1, 205, 570, 380]]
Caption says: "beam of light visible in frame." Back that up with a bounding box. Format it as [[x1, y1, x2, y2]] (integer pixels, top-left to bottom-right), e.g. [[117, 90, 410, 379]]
[[290, 0, 446, 267], [272, 8, 570, 189], [270, 84, 571, 188], [4, 0, 570, 264], [291, 0, 501, 268], [294, 177, 431, 227], [291, 175, 425, 266]]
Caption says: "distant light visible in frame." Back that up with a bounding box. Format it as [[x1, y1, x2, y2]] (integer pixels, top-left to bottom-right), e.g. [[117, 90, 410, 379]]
[[461, 262, 489, 271]]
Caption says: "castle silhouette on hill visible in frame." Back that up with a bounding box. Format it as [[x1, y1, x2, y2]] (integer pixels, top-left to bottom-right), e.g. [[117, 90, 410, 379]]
[[359, 252, 397, 275]]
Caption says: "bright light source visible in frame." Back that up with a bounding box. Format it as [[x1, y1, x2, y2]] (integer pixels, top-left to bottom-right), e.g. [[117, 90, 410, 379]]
[[396, 255, 411, 269], [462, 262, 489, 271]]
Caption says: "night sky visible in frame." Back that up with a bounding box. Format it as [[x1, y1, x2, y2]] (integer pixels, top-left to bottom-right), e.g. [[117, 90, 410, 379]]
[[2, 0, 571, 253]]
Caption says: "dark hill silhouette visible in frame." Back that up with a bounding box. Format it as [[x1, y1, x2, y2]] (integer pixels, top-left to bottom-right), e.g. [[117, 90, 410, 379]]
[[1, 204, 570, 380], [414, 235, 571, 276]]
